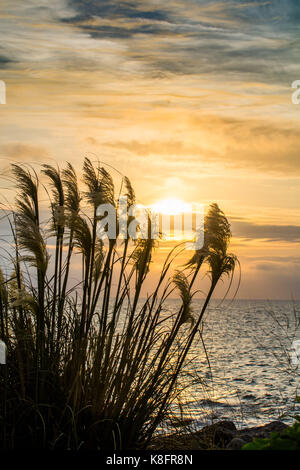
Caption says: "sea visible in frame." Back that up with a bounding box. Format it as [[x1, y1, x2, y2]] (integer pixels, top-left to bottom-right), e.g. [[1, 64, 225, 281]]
[[163, 299, 300, 431]]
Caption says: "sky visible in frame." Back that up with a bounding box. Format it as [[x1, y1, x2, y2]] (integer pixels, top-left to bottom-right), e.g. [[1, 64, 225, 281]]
[[0, 0, 300, 299]]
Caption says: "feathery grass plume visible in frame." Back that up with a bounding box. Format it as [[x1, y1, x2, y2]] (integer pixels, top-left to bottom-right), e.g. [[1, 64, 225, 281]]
[[83, 157, 115, 208], [131, 237, 154, 280], [72, 214, 92, 260], [172, 270, 194, 326], [207, 251, 237, 287], [11, 164, 39, 223], [62, 163, 81, 216], [203, 203, 236, 287], [186, 203, 230, 267], [116, 175, 135, 239], [82, 157, 98, 195], [93, 237, 104, 281], [205, 203, 231, 251], [123, 176, 135, 207], [186, 203, 233, 290], [42, 165, 64, 207], [11, 164, 38, 204], [42, 165, 65, 230], [10, 288, 39, 315], [13, 195, 37, 224], [15, 214, 48, 276], [130, 211, 156, 279], [98, 167, 115, 207]]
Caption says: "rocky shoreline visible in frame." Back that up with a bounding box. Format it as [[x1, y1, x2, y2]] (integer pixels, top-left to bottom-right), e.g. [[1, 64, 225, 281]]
[[148, 420, 288, 450]]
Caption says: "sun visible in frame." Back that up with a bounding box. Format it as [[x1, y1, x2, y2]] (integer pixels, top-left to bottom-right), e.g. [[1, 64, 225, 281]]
[[150, 198, 191, 215]]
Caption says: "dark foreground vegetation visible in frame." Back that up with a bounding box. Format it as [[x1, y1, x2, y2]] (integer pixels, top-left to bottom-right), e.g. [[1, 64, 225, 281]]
[[0, 159, 237, 450]]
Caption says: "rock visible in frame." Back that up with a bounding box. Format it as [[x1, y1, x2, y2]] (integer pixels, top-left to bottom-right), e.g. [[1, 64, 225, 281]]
[[197, 420, 237, 448], [227, 438, 246, 450], [148, 419, 288, 450], [238, 420, 288, 441], [238, 433, 252, 443]]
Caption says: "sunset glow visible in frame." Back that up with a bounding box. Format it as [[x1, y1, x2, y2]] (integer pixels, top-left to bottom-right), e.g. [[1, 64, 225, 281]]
[[151, 199, 191, 216], [0, 0, 299, 298]]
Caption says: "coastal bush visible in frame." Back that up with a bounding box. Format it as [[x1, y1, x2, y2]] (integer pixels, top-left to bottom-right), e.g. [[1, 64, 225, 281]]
[[243, 416, 300, 450], [0, 159, 237, 449]]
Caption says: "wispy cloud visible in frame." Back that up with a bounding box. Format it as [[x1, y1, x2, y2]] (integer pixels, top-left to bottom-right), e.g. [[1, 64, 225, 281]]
[[231, 218, 300, 242], [1, 0, 299, 83], [0, 143, 51, 162], [105, 114, 300, 175]]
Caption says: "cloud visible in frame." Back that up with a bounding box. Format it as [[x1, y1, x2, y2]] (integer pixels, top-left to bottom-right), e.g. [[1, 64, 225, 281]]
[[0, 54, 12, 68], [53, 0, 300, 81], [194, 115, 300, 175], [231, 218, 300, 242], [0, 0, 130, 73], [0, 143, 51, 162], [104, 114, 300, 175], [255, 262, 283, 271], [106, 139, 201, 157], [0, 0, 298, 83]]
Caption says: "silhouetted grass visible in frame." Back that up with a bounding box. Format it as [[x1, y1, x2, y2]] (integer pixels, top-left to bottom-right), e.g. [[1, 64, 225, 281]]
[[0, 158, 237, 449]]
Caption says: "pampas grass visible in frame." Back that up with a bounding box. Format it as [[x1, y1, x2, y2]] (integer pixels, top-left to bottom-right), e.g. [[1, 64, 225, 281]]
[[0, 158, 237, 449]]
